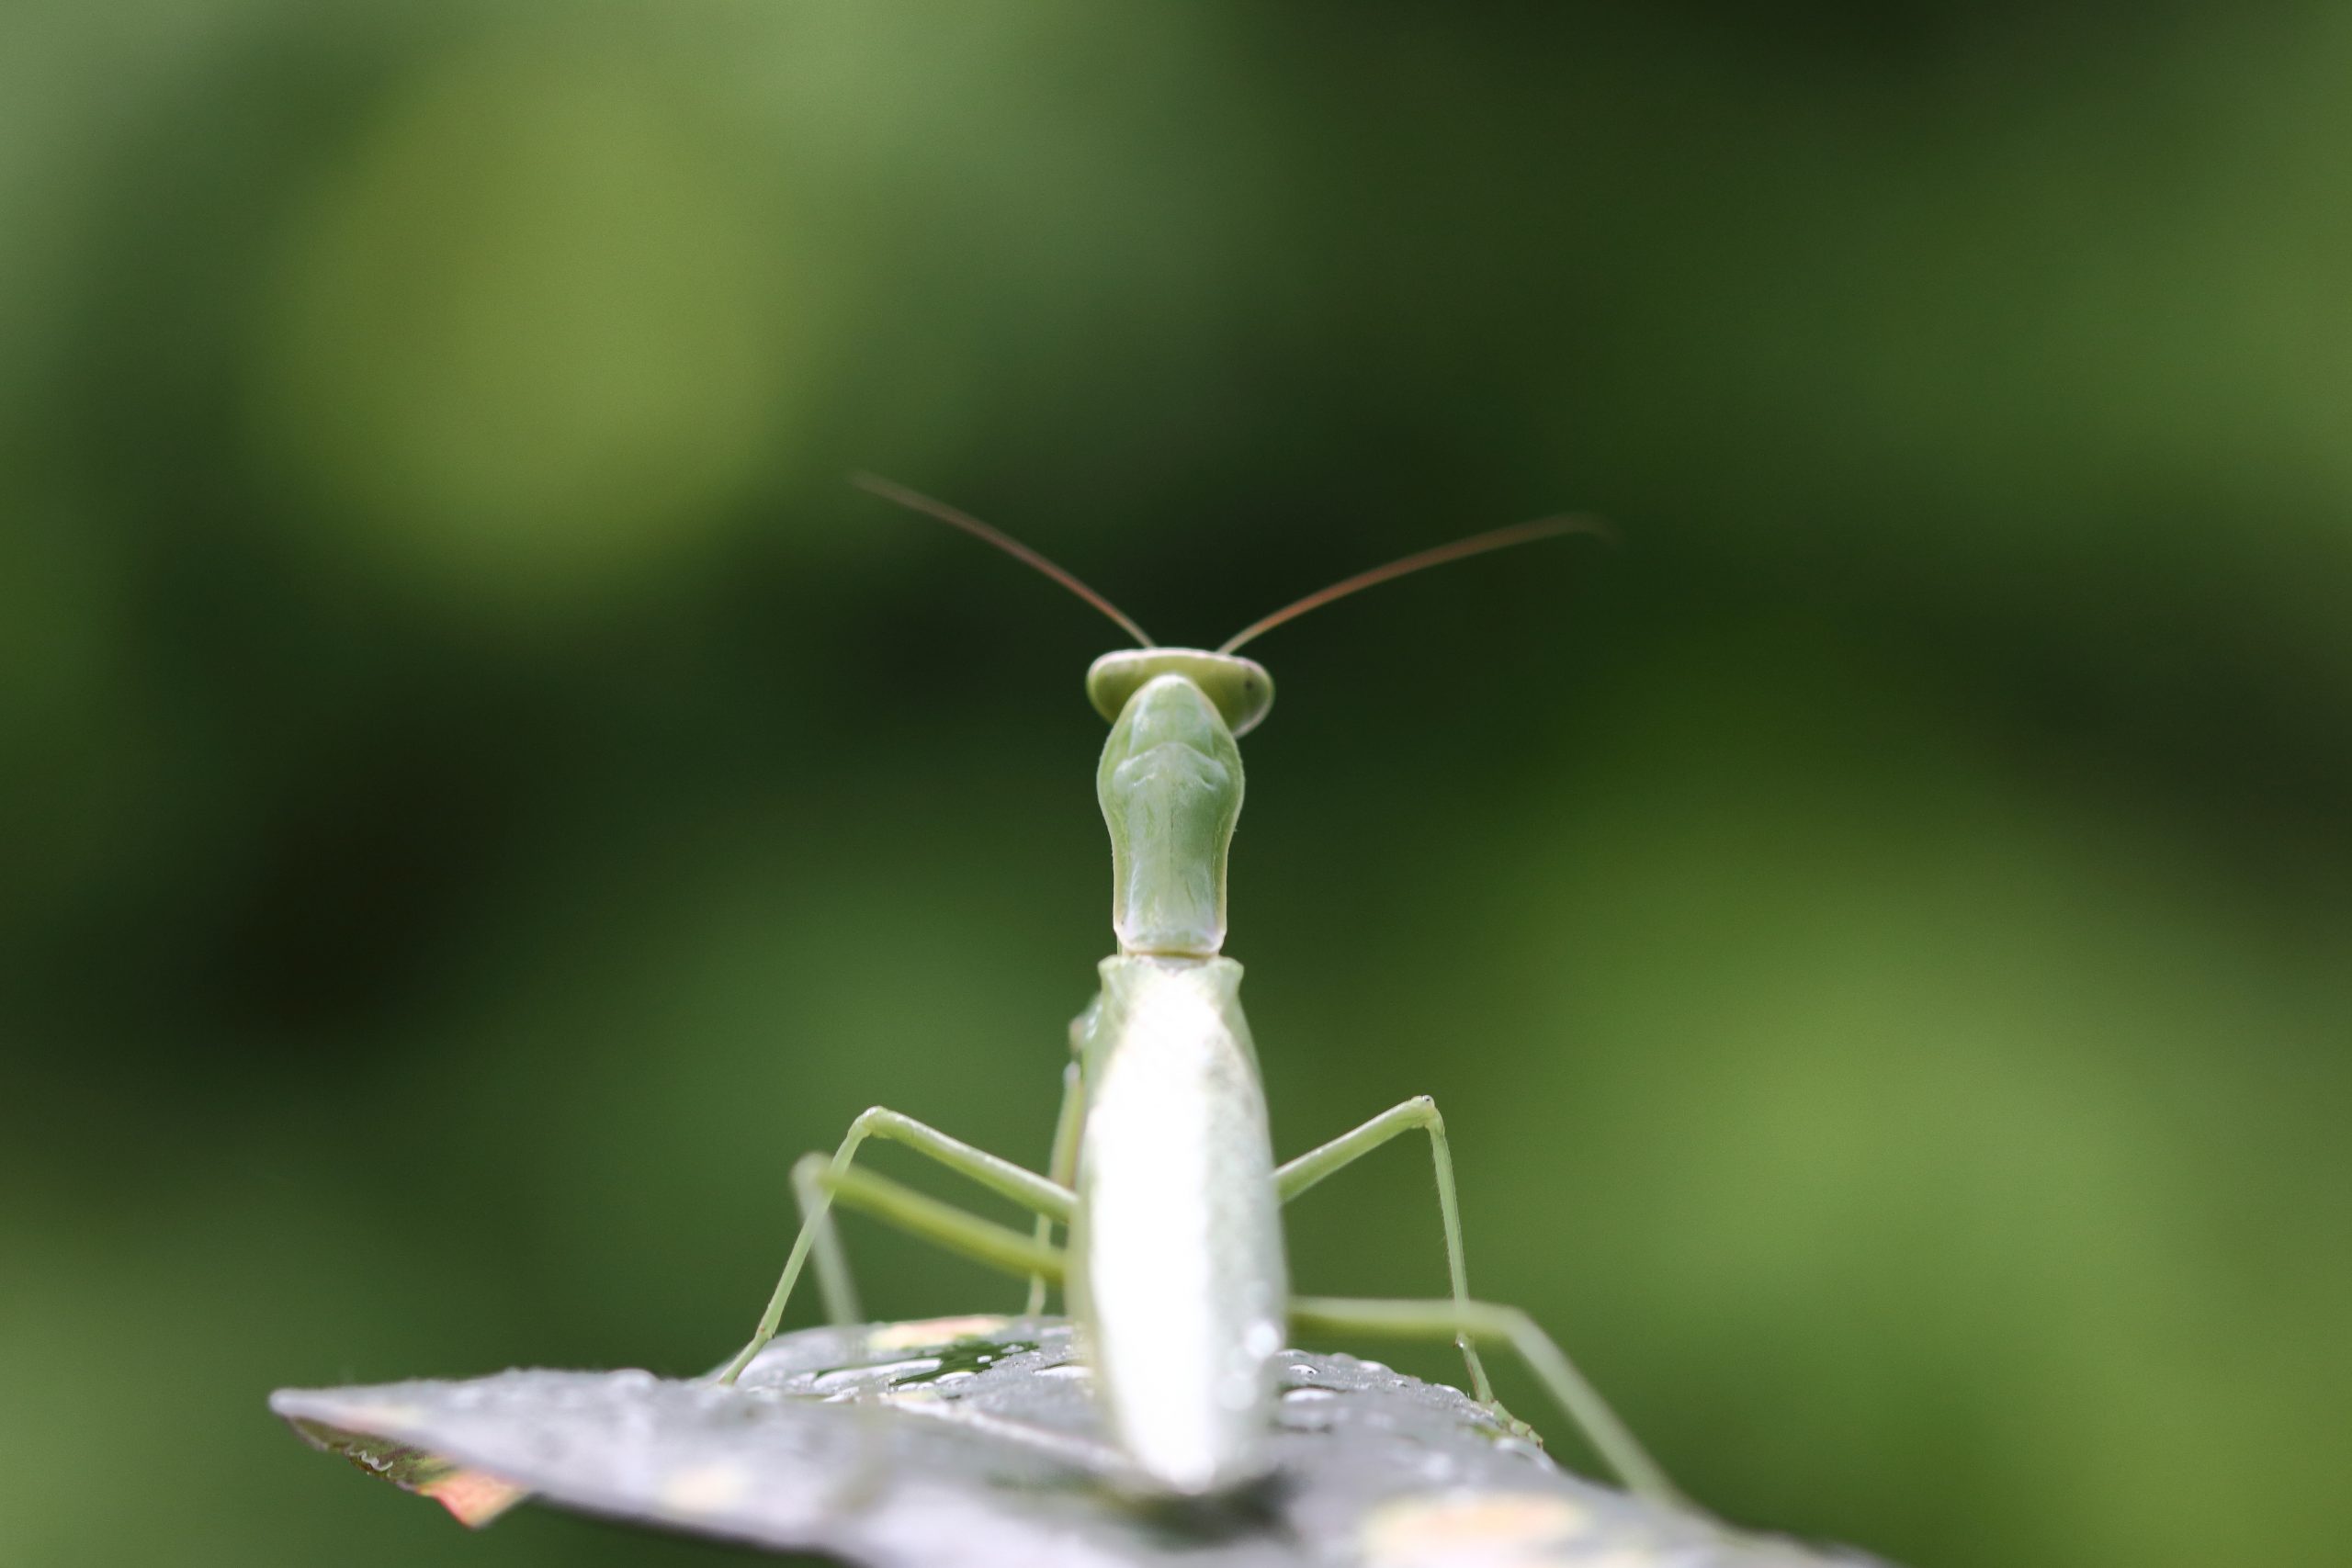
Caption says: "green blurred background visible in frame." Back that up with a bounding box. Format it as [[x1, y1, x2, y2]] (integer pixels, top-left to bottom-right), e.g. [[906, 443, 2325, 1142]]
[[5, 3, 2348, 1565]]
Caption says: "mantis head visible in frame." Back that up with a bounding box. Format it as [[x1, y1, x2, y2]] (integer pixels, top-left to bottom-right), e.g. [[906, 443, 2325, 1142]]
[[850, 472, 1611, 956], [1087, 649, 1273, 738]]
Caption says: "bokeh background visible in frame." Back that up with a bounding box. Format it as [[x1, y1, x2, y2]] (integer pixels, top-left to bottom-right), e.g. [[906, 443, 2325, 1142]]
[[5, 4, 2349, 1565]]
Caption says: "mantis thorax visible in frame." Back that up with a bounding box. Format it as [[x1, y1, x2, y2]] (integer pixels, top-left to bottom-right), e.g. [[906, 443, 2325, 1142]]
[[1096, 670, 1251, 957]]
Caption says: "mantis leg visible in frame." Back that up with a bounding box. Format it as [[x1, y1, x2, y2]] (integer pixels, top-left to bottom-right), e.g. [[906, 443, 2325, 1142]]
[[804, 1160, 1067, 1281], [1288, 1293, 1690, 1511], [1274, 1095, 1494, 1404], [717, 1107, 1074, 1384], [767, 1162, 1069, 1508], [1023, 1063, 1087, 1316]]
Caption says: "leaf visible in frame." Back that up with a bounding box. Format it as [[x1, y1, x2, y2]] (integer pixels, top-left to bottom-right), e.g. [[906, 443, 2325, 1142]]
[[272, 1315, 1887, 1567], [278, 1416, 530, 1528]]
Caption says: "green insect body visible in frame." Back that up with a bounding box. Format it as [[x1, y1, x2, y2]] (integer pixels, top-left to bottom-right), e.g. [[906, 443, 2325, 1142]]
[[715, 481, 1690, 1510], [1072, 660, 1284, 1492]]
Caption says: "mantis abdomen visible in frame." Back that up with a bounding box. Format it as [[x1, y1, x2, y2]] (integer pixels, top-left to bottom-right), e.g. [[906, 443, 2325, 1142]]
[[1069, 955, 1287, 1495]]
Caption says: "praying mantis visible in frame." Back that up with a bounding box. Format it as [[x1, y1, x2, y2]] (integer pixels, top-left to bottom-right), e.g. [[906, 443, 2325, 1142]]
[[715, 477, 1691, 1512]]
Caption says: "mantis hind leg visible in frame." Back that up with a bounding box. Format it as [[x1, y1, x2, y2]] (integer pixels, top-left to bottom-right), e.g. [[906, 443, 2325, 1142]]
[[716, 1107, 1073, 1385], [734, 1161, 1075, 1511], [1287, 1293, 1692, 1512], [1274, 1095, 1494, 1404], [1023, 1063, 1087, 1316]]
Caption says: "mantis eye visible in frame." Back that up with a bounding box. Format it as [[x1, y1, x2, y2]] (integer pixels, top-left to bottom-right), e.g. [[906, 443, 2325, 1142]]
[[1086, 649, 1274, 738]]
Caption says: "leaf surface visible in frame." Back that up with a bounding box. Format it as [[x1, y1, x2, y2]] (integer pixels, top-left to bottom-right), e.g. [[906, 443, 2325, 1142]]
[[272, 1316, 1884, 1567]]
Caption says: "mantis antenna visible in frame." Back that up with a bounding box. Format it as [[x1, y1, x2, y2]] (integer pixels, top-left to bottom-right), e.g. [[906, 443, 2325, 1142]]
[[1218, 514, 1613, 655], [853, 473, 1157, 648]]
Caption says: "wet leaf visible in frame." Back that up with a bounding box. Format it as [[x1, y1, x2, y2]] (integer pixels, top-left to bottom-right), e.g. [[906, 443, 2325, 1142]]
[[278, 1416, 530, 1527], [272, 1316, 1886, 1567]]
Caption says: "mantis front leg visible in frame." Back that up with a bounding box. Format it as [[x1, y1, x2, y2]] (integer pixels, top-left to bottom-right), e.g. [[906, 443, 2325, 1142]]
[[1275, 1095, 1494, 1404], [716, 1107, 1073, 1385]]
